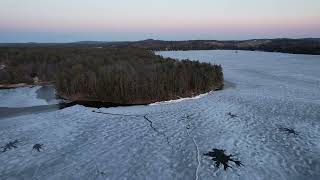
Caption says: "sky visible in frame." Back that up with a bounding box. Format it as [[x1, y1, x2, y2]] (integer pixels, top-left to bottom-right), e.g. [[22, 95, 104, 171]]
[[0, 0, 319, 42]]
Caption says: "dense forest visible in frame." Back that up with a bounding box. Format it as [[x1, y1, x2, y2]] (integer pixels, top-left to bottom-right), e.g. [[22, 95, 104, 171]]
[[0, 47, 223, 104]]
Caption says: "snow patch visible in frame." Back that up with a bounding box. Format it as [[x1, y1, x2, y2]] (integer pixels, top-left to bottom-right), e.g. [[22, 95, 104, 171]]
[[149, 91, 211, 106]]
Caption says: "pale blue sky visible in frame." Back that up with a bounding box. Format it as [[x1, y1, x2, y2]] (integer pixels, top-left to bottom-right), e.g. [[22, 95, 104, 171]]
[[0, 0, 319, 42]]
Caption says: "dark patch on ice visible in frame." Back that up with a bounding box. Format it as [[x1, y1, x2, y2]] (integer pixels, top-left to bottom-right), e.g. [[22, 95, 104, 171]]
[[57, 102, 78, 109], [97, 170, 106, 176], [0, 103, 78, 119], [227, 112, 238, 119], [32, 144, 44, 152], [36, 85, 58, 103], [1, 140, 19, 153], [204, 149, 242, 170], [224, 80, 236, 89], [279, 127, 298, 136], [69, 100, 147, 108]]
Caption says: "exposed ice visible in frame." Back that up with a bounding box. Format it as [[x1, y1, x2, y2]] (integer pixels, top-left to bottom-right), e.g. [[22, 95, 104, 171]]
[[0, 50, 320, 180], [0, 86, 61, 108], [0, 86, 46, 107]]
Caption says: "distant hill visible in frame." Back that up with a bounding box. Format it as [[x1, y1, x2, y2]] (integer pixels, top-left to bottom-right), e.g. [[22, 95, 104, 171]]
[[1, 38, 320, 55], [106, 38, 320, 55]]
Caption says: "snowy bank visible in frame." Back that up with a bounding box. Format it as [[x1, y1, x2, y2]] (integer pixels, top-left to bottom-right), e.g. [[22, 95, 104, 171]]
[[149, 91, 211, 106]]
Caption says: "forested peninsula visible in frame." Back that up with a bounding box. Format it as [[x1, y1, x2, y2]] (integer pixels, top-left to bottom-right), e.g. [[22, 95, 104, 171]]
[[0, 47, 224, 105]]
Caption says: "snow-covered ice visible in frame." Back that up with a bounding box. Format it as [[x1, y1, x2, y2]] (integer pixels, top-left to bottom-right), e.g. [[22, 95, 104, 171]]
[[0, 50, 320, 180]]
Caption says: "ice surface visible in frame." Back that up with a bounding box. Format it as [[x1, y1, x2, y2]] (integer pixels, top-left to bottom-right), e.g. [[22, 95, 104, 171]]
[[0, 86, 61, 108], [0, 50, 320, 180]]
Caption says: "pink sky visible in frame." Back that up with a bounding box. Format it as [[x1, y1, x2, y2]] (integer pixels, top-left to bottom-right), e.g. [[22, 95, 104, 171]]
[[0, 0, 319, 42]]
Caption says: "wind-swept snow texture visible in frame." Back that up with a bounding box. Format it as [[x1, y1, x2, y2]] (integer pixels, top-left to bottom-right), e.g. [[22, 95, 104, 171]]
[[1, 50, 320, 180]]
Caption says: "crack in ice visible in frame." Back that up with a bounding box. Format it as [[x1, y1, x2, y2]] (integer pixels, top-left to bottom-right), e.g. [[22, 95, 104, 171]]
[[93, 110, 172, 146], [184, 114, 200, 180], [186, 127, 200, 180], [143, 115, 159, 133], [143, 115, 172, 146], [92, 110, 142, 117]]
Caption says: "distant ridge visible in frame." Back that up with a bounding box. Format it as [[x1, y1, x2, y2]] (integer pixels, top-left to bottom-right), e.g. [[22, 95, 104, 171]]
[[1, 38, 320, 55]]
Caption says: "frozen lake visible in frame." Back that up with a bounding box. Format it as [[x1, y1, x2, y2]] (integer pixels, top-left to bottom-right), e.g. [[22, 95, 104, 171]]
[[1, 50, 320, 180]]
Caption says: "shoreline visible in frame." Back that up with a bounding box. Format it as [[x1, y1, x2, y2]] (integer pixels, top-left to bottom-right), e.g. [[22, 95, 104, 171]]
[[1, 83, 224, 108], [0, 83, 34, 89], [0, 81, 53, 89], [56, 85, 223, 108]]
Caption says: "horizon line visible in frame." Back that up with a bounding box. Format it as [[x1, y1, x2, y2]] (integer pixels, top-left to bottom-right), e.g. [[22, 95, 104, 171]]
[[0, 37, 320, 44]]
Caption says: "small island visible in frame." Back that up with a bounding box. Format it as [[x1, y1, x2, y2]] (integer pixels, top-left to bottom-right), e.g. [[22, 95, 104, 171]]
[[0, 47, 224, 106]]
